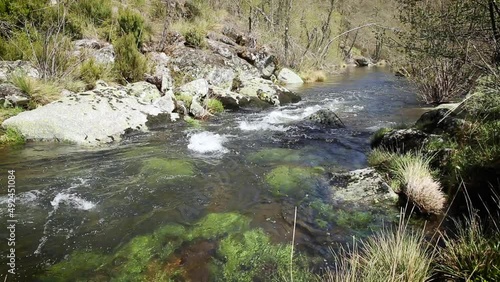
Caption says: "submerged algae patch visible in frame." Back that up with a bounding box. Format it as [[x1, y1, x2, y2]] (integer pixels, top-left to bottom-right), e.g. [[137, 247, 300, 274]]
[[140, 158, 195, 185], [217, 229, 315, 282], [265, 165, 324, 197], [188, 212, 251, 240], [40, 251, 110, 282]]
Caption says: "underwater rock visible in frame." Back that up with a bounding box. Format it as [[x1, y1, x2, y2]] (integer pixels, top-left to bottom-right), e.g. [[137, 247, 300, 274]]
[[265, 165, 324, 197], [329, 168, 398, 207]]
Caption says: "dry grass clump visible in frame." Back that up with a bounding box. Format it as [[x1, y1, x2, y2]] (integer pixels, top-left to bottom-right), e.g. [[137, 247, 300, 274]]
[[300, 70, 327, 83], [326, 214, 435, 282], [391, 153, 446, 214]]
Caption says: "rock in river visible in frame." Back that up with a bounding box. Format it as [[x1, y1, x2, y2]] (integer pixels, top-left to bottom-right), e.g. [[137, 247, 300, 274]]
[[1, 82, 177, 145]]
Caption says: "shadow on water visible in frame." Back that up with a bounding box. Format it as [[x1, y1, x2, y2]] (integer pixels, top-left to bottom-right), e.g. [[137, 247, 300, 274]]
[[0, 67, 426, 280]]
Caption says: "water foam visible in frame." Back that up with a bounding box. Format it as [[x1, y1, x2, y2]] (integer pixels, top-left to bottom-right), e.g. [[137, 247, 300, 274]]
[[50, 193, 96, 211], [238, 105, 322, 131], [187, 131, 228, 154]]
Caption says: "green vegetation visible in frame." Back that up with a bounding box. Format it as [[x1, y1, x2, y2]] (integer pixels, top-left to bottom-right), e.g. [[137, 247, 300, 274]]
[[0, 127, 25, 145], [113, 33, 148, 83], [42, 212, 314, 281], [175, 93, 193, 109], [370, 127, 392, 147], [206, 98, 224, 114], [8, 72, 61, 109], [300, 70, 327, 83], [141, 158, 195, 177], [438, 216, 500, 281], [265, 165, 323, 197], [217, 228, 314, 281], [184, 116, 201, 127], [78, 58, 114, 89], [327, 216, 434, 282], [188, 212, 250, 240]]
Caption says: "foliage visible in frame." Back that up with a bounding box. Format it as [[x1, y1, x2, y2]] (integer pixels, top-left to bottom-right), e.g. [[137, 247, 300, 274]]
[[79, 58, 114, 89], [464, 75, 500, 121], [370, 127, 392, 148], [0, 127, 25, 145], [184, 116, 201, 127], [438, 216, 500, 281], [327, 215, 434, 282], [69, 0, 112, 26], [176, 93, 193, 109], [396, 0, 495, 104], [9, 72, 61, 108], [206, 98, 224, 114], [40, 251, 109, 282], [217, 228, 315, 282], [367, 148, 397, 169], [117, 8, 149, 48], [113, 33, 148, 84]]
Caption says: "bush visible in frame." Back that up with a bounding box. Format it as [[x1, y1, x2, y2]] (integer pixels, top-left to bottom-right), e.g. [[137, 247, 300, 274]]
[[69, 0, 112, 26], [79, 59, 113, 89], [183, 26, 206, 48], [113, 34, 147, 84], [370, 127, 392, 148], [0, 29, 42, 61], [438, 216, 500, 281], [300, 70, 327, 83], [117, 8, 148, 47], [206, 98, 224, 114], [0, 127, 25, 145]]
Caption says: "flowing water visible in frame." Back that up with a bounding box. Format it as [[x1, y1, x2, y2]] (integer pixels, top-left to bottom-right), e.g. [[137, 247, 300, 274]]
[[0, 67, 425, 281]]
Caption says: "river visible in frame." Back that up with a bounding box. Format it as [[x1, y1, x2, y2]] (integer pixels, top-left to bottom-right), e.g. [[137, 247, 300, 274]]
[[0, 67, 424, 281]]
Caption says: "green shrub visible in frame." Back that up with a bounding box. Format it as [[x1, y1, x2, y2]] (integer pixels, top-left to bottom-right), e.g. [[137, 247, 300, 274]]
[[184, 27, 206, 48], [206, 98, 224, 114], [0, 29, 42, 61], [69, 0, 112, 26], [113, 33, 147, 84], [438, 216, 500, 281], [79, 59, 113, 89], [464, 75, 500, 121], [117, 8, 149, 47], [176, 94, 193, 108], [0, 127, 25, 145], [0, 107, 23, 124], [367, 148, 396, 169]]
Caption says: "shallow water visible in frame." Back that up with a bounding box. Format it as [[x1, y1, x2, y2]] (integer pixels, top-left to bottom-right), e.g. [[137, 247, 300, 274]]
[[0, 67, 424, 281]]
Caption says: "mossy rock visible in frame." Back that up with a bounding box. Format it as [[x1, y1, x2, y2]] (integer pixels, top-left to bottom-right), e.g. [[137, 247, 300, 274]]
[[248, 148, 303, 164], [265, 165, 323, 197], [188, 212, 251, 240], [141, 158, 195, 185]]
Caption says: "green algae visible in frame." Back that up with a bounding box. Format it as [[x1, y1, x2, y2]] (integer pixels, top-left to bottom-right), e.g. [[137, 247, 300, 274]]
[[265, 165, 323, 197], [140, 158, 195, 186], [188, 212, 251, 240], [141, 158, 195, 177], [217, 229, 315, 282], [248, 148, 304, 164], [40, 251, 110, 282]]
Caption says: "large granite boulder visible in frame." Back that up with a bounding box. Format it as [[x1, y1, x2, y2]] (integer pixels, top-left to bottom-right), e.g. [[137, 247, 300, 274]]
[[236, 77, 301, 106], [375, 128, 429, 153], [145, 52, 174, 93], [2, 82, 176, 145]]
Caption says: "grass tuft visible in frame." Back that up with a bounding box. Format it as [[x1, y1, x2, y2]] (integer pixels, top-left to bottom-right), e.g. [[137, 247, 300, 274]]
[[206, 98, 224, 114], [9, 72, 61, 108], [327, 213, 435, 282], [0, 127, 25, 145], [300, 70, 327, 83], [391, 152, 446, 214]]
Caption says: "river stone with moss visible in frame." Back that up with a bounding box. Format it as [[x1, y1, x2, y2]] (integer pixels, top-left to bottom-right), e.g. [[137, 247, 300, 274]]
[[265, 165, 324, 197], [141, 158, 195, 185]]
